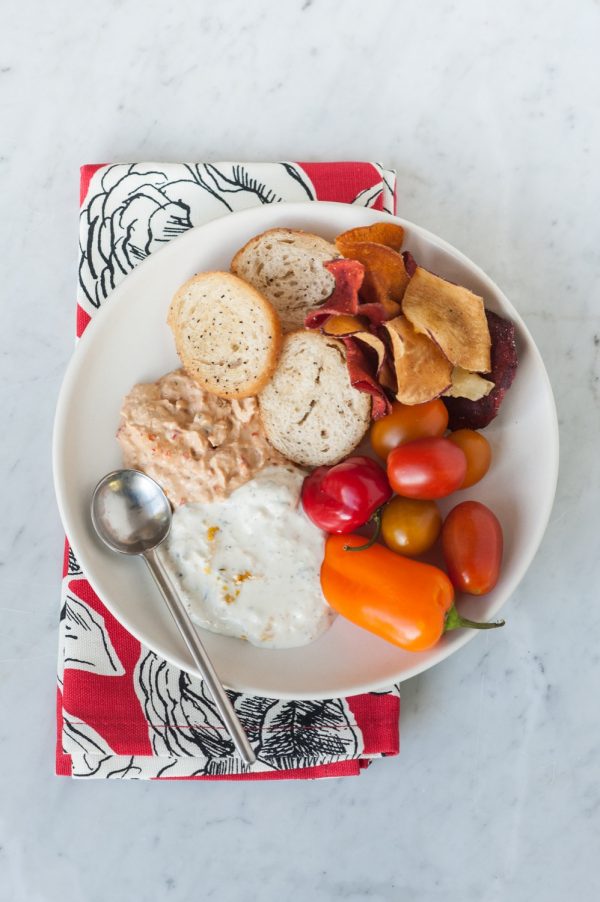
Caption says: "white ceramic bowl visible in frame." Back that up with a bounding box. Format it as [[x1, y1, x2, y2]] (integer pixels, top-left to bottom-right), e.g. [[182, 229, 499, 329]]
[[53, 202, 558, 699]]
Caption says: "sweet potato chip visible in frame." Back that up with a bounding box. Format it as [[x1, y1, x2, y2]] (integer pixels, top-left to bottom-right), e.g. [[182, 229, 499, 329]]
[[336, 241, 411, 304], [402, 267, 491, 373], [323, 314, 367, 336], [359, 269, 403, 318], [336, 222, 405, 251], [444, 310, 518, 429], [304, 258, 364, 329], [342, 337, 392, 420], [443, 367, 495, 401], [383, 315, 453, 405]]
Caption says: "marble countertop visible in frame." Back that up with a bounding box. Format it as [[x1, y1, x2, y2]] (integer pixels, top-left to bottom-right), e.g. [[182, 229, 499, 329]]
[[1, 0, 599, 899]]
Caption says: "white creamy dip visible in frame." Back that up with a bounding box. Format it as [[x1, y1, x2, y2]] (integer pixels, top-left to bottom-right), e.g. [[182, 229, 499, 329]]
[[160, 465, 334, 648]]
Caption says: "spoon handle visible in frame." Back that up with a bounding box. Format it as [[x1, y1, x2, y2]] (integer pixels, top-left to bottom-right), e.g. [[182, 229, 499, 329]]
[[143, 547, 256, 765]]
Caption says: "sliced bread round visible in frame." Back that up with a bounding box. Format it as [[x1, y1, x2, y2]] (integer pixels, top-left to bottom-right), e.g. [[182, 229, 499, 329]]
[[167, 271, 281, 399], [230, 228, 340, 332], [259, 331, 371, 467]]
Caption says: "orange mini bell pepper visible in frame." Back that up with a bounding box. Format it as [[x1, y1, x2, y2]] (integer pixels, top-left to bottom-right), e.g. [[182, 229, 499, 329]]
[[321, 534, 504, 652]]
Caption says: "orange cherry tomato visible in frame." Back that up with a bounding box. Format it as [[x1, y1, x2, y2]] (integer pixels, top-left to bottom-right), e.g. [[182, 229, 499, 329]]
[[370, 400, 449, 460], [448, 429, 492, 488], [381, 497, 442, 557], [442, 501, 503, 595], [387, 437, 467, 500]]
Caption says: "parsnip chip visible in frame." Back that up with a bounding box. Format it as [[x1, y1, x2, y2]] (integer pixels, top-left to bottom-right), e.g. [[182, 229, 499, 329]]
[[336, 222, 405, 251], [383, 316, 453, 405], [402, 267, 492, 373], [378, 359, 397, 393], [335, 240, 410, 304], [443, 367, 495, 401], [353, 331, 386, 372]]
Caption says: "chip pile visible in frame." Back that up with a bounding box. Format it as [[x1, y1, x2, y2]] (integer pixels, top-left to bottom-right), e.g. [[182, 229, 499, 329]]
[[304, 222, 518, 429]]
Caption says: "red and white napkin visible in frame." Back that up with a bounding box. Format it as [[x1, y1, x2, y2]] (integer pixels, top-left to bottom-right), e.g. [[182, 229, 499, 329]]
[[57, 161, 400, 779]]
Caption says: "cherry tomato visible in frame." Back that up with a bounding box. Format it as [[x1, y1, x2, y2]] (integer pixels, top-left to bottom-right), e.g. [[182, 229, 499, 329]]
[[381, 497, 442, 557], [387, 437, 467, 500], [370, 400, 449, 459], [448, 429, 492, 488], [442, 501, 503, 595]]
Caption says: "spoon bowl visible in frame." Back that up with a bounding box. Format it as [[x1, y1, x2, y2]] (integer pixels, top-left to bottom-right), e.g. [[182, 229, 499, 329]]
[[91, 469, 171, 555]]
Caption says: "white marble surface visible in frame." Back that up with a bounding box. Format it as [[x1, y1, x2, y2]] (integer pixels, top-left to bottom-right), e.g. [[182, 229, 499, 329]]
[[0, 0, 599, 899]]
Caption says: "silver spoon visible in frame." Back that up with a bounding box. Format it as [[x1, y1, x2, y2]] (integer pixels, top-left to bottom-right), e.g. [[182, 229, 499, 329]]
[[91, 468, 256, 765]]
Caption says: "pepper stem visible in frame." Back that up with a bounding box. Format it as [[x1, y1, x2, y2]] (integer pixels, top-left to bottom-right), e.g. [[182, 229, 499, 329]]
[[444, 604, 505, 633], [343, 508, 383, 553]]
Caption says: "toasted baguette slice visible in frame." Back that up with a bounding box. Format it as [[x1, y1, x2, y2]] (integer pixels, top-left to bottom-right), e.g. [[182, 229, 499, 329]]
[[231, 228, 340, 332], [167, 271, 281, 399], [259, 331, 371, 467]]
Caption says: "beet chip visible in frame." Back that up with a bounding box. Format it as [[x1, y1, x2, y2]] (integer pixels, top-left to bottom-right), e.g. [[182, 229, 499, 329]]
[[402, 251, 418, 277], [304, 259, 364, 329], [443, 310, 518, 430], [305, 258, 391, 329], [342, 337, 392, 420], [354, 300, 393, 327]]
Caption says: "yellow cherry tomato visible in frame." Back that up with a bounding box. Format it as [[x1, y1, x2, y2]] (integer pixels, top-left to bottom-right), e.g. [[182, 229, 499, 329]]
[[381, 496, 442, 557]]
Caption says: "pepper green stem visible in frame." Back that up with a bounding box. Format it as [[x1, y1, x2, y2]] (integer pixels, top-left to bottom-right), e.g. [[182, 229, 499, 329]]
[[444, 604, 505, 633], [343, 508, 383, 553]]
